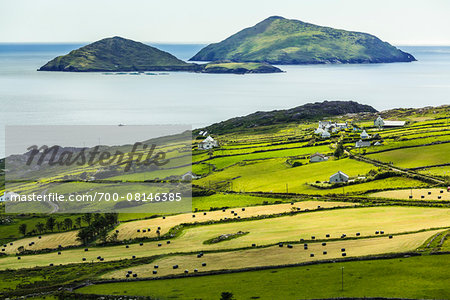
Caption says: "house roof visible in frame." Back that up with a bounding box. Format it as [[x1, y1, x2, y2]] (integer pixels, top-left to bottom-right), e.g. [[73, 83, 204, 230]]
[[202, 135, 216, 143], [383, 120, 406, 126], [331, 171, 349, 179], [311, 152, 327, 158]]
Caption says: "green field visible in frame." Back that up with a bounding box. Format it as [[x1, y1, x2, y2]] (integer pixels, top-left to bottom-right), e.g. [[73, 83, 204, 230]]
[[77, 254, 450, 299]]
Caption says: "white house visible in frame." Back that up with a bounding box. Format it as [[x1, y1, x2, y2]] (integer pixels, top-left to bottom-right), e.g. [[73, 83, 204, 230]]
[[1, 192, 19, 201], [336, 122, 348, 130], [329, 171, 349, 183], [318, 121, 332, 129], [181, 171, 199, 181], [356, 140, 371, 148], [374, 116, 406, 128], [360, 130, 370, 139], [374, 141, 383, 146], [314, 128, 325, 135], [321, 130, 331, 139], [310, 153, 328, 163], [198, 135, 218, 150]]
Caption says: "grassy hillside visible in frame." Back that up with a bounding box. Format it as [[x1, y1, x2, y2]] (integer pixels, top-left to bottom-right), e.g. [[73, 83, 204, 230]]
[[191, 16, 416, 64], [39, 36, 200, 72]]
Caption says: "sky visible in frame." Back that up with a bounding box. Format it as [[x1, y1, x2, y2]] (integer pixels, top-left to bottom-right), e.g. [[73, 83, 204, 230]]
[[1, 0, 450, 45]]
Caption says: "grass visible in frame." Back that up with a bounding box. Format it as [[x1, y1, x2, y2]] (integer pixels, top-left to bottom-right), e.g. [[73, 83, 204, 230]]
[[77, 254, 450, 299], [367, 143, 450, 169], [0, 206, 448, 270], [102, 230, 442, 279], [371, 188, 450, 201]]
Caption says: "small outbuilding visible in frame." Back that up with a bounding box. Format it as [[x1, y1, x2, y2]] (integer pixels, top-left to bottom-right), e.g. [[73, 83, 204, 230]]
[[329, 171, 349, 183], [309, 153, 328, 163]]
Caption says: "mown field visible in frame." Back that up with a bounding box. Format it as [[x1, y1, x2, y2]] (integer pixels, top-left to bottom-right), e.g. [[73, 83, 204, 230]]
[[77, 254, 450, 300], [372, 188, 450, 201]]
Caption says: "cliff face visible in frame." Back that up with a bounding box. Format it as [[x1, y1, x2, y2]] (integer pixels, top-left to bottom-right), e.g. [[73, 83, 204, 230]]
[[191, 16, 416, 65]]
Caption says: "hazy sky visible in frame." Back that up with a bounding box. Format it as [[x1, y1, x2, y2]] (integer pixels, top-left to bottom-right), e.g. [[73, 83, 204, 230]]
[[1, 0, 450, 45]]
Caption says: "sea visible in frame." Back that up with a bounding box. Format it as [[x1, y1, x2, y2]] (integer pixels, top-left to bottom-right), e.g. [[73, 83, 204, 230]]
[[1, 44, 450, 157]]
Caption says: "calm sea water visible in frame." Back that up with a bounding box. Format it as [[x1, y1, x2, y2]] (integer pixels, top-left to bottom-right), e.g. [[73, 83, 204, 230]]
[[1, 44, 450, 156]]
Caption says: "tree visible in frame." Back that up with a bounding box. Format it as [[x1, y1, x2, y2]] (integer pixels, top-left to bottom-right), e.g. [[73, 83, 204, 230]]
[[75, 217, 82, 229], [18, 224, 27, 236], [56, 221, 62, 231], [334, 141, 344, 159], [220, 292, 235, 300], [35, 222, 45, 234], [46, 216, 56, 232], [63, 218, 73, 230], [82, 214, 92, 226]]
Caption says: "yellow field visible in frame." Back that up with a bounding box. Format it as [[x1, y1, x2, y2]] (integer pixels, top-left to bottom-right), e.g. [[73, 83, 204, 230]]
[[3, 231, 80, 255], [114, 200, 358, 240], [103, 230, 443, 279], [371, 188, 450, 201], [0, 206, 448, 270]]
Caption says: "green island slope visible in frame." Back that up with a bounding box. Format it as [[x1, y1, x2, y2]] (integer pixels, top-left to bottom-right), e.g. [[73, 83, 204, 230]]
[[38, 36, 282, 74], [190, 16, 416, 64]]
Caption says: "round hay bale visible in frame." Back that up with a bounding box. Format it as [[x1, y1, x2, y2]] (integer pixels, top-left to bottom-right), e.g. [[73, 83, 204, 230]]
[[173, 265, 179, 269], [148, 228, 151, 231], [142, 229, 146, 233], [438, 196, 442, 199], [126, 245, 129, 248], [133, 273, 137, 278], [100, 258, 104, 261], [82, 258, 86, 261], [252, 243, 256, 247], [222, 209, 226, 212], [132, 255, 136, 259], [194, 269, 198, 273], [317, 205, 321, 208], [311, 236, 315, 240], [304, 243, 308, 247], [1, 249, 4, 252], [287, 244, 293, 249], [58, 245, 62, 248], [304, 246, 308, 250], [290, 202, 294, 205], [380, 231, 384, 234], [158, 227, 161, 230], [310, 253, 314, 257], [154, 265, 159, 269], [140, 243, 143, 246], [342, 253, 347, 257], [58, 252, 61, 255], [128, 270, 133, 274], [49, 263, 53, 266], [163, 216, 166, 219], [234, 213, 238, 216], [203, 212, 207, 215], [323, 251, 327, 255], [242, 208, 245, 211], [97, 256, 102, 259], [116, 230, 119, 233], [10, 243, 13, 246], [409, 195, 413, 199], [137, 229, 140, 232], [322, 242, 326, 246], [440, 190, 444, 193], [356, 233, 360, 236], [428, 191, 432, 195], [201, 262, 207, 266], [421, 195, 425, 199], [153, 270, 157, 274], [325, 234, 330, 238], [192, 215, 195, 218], [278, 243, 283, 247], [197, 254, 202, 258], [126, 274, 130, 278], [300, 238, 304, 242], [238, 216, 241, 219], [167, 241, 171, 244], [375, 231, 379, 234], [38, 236, 42, 239], [389, 235, 393, 239], [17, 257, 21, 260], [231, 211, 234, 214], [341, 248, 345, 252], [184, 270, 189, 274], [158, 243, 162, 247]]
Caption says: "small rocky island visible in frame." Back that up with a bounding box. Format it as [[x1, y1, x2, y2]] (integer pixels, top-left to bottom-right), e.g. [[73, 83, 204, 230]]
[[38, 37, 282, 74], [191, 16, 416, 65]]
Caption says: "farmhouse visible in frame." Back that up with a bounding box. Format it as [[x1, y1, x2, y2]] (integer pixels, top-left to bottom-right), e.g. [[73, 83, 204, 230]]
[[321, 130, 331, 139], [356, 140, 371, 148], [336, 122, 348, 129], [181, 171, 199, 181], [198, 135, 218, 150], [374, 116, 406, 128], [329, 171, 349, 183], [310, 153, 328, 163], [360, 130, 370, 139], [314, 128, 325, 135]]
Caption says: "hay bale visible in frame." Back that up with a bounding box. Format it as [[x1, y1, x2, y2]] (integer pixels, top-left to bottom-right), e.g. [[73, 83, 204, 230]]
[[82, 258, 86, 261], [375, 231, 379, 234], [100, 258, 104, 261], [38, 236, 42, 239], [49, 263, 53, 266], [97, 256, 101, 259], [158, 243, 162, 247], [323, 251, 327, 255], [234, 213, 238, 216], [10, 243, 13, 246], [128, 271, 133, 274], [137, 229, 140, 232], [192, 214, 195, 218], [184, 270, 189, 274], [310, 253, 314, 257], [238, 216, 241, 219], [58, 252, 61, 255], [311, 236, 315, 239], [278, 243, 283, 247], [163, 216, 166, 219], [126, 245, 129, 248], [143, 229, 146, 233], [287, 244, 293, 249], [440, 190, 444, 193], [409, 195, 413, 199], [17, 257, 21, 260], [317, 205, 321, 208], [133, 274, 137, 278], [222, 209, 226, 212], [194, 269, 198, 273], [126, 274, 130, 278], [116, 230, 119, 233], [252, 243, 256, 247], [356, 233, 360, 236], [154, 265, 159, 269], [153, 270, 157, 274], [140, 243, 143, 246], [341, 248, 345, 252], [322, 242, 326, 246], [290, 202, 294, 205], [173, 265, 179, 269], [231, 211, 234, 214], [300, 238, 304, 242], [148, 228, 151, 231], [202, 262, 207, 266], [204, 212, 207, 215], [167, 241, 171, 244], [421, 195, 425, 199], [342, 253, 347, 257], [438, 196, 442, 199], [242, 208, 245, 211], [84, 248, 89, 251], [380, 231, 384, 234], [326, 234, 330, 238], [132, 256, 136, 259], [304, 246, 308, 250], [197, 254, 202, 258], [158, 227, 161, 230], [1, 249, 4, 252], [428, 191, 432, 195], [389, 235, 393, 239]]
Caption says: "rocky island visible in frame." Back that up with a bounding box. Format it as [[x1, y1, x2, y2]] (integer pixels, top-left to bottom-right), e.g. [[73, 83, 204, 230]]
[[38, 37, 282, 74], [190, 16, 416, 65]]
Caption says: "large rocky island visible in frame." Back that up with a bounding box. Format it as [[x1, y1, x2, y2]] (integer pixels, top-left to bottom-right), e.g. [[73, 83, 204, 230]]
[[38, 37, 282, 74], [190, 16, 416, 65]]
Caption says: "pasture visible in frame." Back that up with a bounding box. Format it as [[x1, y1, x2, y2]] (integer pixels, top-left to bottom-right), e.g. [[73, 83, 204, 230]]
[[1, 206, 448, 270], [102, 230, 443, 279], [77, 254, 450, 300], [371, 188, 450, 201]]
